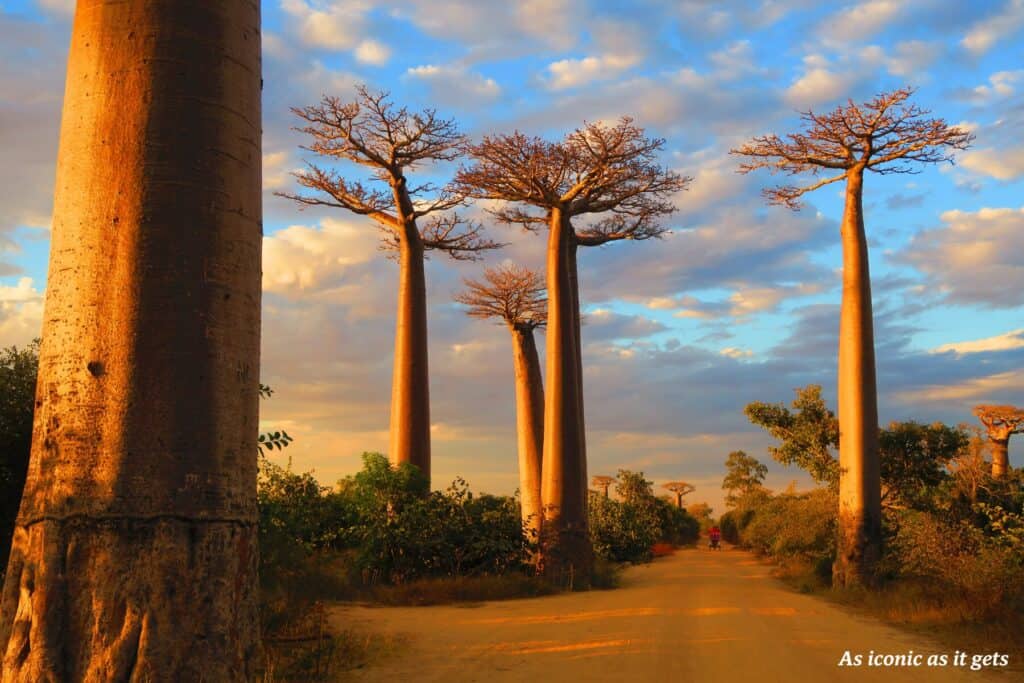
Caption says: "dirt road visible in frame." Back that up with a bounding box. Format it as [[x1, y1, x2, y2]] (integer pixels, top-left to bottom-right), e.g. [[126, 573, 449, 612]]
[[331, 547, 1013, 682]]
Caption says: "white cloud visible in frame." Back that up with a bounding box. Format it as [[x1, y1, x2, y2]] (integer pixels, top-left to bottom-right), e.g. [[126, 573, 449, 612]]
[[895, 369, 1024, 403], [961, 147, 1024, 181], [720, 347, 754, 359], [899, 207, 1024, 307], [544, 53, 642, 90], [858, 40, 943, 78], [281, 0, 368, 51], [962, 0, 1024, 55], [405, 63, 501, 104], [933, 329, 1024, 355], [263, 218, 382, 297], [785, 54, 861, 108], [819, 0, 904, 43], [262, 151, 293, 192], [354, 39, 391, 66], [0, 277, 43, 347]]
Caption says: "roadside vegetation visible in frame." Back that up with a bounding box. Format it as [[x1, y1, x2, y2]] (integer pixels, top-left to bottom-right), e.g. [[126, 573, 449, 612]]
[[721, 384, 1024, 656]]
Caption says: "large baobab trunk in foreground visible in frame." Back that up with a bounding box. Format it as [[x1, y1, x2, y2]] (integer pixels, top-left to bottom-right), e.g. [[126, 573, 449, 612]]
[[834, 168, 882, 588], [0, 2, 262, 679], [511, 327, 544, 542], [389, 226, 432, 482], [541, 210, 591, 580]]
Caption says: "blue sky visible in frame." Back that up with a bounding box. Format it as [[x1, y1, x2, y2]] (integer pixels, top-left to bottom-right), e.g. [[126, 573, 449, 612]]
[[2, 0, 1023, 511]]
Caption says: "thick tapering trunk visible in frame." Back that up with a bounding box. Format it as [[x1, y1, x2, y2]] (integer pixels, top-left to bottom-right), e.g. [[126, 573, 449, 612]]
[[990, 437, 1010, 478], [388, 218, 431, 485], [834, 168, 882, 589], [540, 208, 592, 581], [676, 493, 684, 509], [511, 326, 544, 543], [568, 241, 589, 508], [1, 2, 262, 680]]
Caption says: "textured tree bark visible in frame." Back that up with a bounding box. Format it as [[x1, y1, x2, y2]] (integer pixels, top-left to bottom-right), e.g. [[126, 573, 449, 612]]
[[388, 218, 432, 484], [540, 209, 592, 581], [833, 168, 882, 589], [990, 437, 1010, 478], [511, 327, 544, 544], [0, 1, 263, 680]]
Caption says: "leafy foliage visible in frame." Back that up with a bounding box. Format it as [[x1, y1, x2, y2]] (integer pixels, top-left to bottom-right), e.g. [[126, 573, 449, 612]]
[[588, 469, 698, 563], [744, 385, 840, 488], [879, 421, 967, 510], [722, 450, 768, 507], [0, 340, 38, 569]]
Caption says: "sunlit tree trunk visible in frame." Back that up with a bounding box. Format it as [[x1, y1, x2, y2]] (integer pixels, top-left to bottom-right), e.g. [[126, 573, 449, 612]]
[[388, 215, 432, 484], [834, 167, 882, 589], [990, 436, 1010, 478], [511, 326, 544, 543], [541, 208, 591, 580], [567, 240, 589, 510], [0, 1, 262, 679]]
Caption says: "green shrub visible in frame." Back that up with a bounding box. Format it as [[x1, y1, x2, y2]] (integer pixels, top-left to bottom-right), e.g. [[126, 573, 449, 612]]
[[741, 488, 836, 564], [588, 469, 699, 563]]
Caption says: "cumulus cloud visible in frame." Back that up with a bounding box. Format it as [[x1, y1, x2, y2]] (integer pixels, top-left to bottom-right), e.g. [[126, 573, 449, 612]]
[[898, 207, 1024, 308], [961, 147, 1024, 181], [544, 53, 642, 90], [405, 63, 501, 106], [961, 0, 1024, 55], [785, 54, 864, 108], [819, 0, 905, 44], [0, 277, 44, 347], [281, 0, 368, 51], [354, 39, 391, 66], [933, 329, 1024, 355]]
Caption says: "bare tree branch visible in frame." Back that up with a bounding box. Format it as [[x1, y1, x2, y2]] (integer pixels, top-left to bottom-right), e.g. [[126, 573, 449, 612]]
[[731, 87, 974, 209], [454, 264, 547, 329]]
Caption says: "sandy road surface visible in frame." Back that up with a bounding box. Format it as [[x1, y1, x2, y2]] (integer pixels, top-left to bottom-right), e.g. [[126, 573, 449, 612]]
[[331, 547, 1014, 682]]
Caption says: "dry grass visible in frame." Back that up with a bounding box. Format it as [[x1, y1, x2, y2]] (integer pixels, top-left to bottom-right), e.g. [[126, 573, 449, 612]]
[[771, 558, 1024, 669]]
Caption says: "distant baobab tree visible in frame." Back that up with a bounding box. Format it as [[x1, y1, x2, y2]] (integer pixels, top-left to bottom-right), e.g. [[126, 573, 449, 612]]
[[973, 405, 1024, 478], [591, 475, 616, 499], [663, 482, 696, 508], [732, 87, 973, 589], [455, 264, 546, 540], [457, 119, 688, 579], [281, 86, 500, 485], [0, 2, 263, 679]]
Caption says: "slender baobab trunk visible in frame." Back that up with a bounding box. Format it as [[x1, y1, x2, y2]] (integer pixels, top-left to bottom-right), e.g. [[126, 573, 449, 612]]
[[990, 435, 1010, 478], [0, 2, 262, 679], [834, 167, 882, 589], [389, 194, 431, 484], [511, 325, 544, 543], [541, 208, 591, 580], [567, 240, 589, 508], [675, 493, 684, 509]]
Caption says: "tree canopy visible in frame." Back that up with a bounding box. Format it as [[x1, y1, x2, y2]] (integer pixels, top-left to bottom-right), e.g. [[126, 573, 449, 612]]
[[731, 87, 974, 209]]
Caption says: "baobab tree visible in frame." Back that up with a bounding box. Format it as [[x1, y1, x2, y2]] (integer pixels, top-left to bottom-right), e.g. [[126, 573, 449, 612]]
[[732, 87, 973, 588], [455, 264, 546, 540], [663, 482, 696, 508], [281, 87, 499, 484], [457, 119, 688, 578], [1, 2, 262, 679], [973, 405, 1024, 478], [591, 475, 616, 499]]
